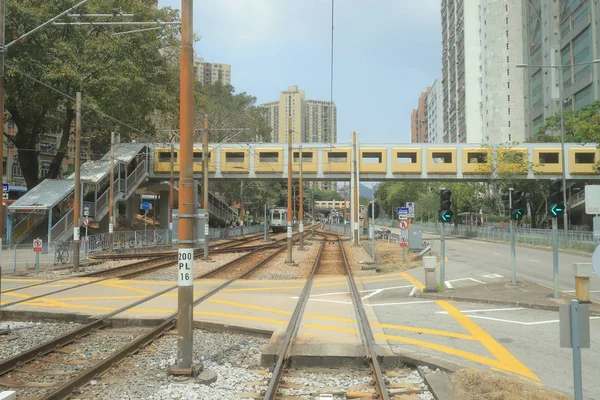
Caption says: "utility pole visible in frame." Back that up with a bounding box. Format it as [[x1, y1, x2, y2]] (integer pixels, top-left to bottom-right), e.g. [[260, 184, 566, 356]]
[[73, 92, 82, 272], [174, 0, 195, 376], [108, 132, 115, 252], [311, 185, 315, 239], [202, 116, 209, 260], [169, 141, 174, 232], [299, 145, 304, 250], [0, 0, 6, 250], [286, 118, 293, 264], [343, 182, 347, 228], [352, 132, 359, 246], [509, 188, 516, 284], [264, 203, 268, 241], [239, 181, 244, 236]]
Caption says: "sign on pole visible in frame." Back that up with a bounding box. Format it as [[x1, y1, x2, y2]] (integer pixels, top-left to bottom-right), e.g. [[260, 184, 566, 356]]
[[585, 185, 600, 214], [33, 238, 43, 253], [142, 202, 151, 211], [399, 236, 408, 247], [397, 207, 409, 220], [398, 220, 408, 230], [83, 217, 89, 227], [83, 204, 90, 217], [2, 183, 9, 193], [406, 202, 415, 218], [2, 193, 8, 200]]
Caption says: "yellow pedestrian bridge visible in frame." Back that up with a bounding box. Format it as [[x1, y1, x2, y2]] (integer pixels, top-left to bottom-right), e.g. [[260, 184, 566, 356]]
[[150, 142, 599, 181]]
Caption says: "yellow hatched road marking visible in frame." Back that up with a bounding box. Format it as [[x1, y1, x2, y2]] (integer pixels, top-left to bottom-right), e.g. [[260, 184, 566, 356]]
[[98, 282, 154, 294], [400, 272, 424, 291]]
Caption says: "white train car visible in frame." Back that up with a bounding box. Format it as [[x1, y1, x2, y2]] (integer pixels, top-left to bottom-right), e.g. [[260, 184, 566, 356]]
[[269, 207, 288, 233]]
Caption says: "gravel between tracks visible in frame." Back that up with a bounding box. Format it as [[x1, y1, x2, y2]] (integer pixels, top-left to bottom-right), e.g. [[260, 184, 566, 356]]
[[248, 240, 321, 280], [342, 241, 380, 276], [0, 321, 84, 359], [77, 329, 268, 400], [133, 252, 250, 281], [14, 259, 144, 279]]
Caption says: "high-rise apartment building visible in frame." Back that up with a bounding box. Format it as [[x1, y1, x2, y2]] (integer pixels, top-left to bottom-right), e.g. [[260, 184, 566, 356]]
[[441, 0, 526, 144], [427, 79, 444, 143], [193, 57, 231, 85], [306, 100, 337, 144], [260, 86, 336, 145], [441, 0, 482, 143], [410, 88, 430, 143], [522, 1, 561, 138]]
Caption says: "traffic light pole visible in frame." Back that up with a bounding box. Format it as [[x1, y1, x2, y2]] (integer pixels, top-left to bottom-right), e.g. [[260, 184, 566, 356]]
[[440, 222, 446, 288], [552, 217, 559, 299], [509, 188, 516, 284], [371, 195, 375, 263]]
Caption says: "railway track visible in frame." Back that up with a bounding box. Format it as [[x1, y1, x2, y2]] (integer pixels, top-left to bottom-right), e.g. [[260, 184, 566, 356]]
[[263, 232, 391, 399], [0, 235, 298, 399]]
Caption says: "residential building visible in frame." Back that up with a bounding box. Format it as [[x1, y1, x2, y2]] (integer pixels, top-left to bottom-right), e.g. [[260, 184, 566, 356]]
[[306, 100, 337, 143], [479, 0, 526, 144], [558, 1, 599, 113], [2, 122, 91, 193], [259, 86, 336, 145], [522, 1, 561, 138], [410, 88, 430, 143], [441, 0, 526, 144], [427, 79, 444, 143], [193, 57, 231, 85]]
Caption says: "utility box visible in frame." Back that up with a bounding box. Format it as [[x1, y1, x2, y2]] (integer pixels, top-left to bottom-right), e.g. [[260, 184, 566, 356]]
[[408, 230, 422, 251], [171, 209, 207, 248], [423, 256, 438, 292]]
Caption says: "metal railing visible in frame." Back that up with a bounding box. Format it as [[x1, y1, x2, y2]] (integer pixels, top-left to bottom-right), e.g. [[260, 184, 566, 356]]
[[87, 228, 171, 253], [569, 190, 585, 208], [50, 208, 74, 243], [398, 222, 598, 253], [11, 212, 46, 245], [206, 191, 238, 223], [126, 159, 147, 195]]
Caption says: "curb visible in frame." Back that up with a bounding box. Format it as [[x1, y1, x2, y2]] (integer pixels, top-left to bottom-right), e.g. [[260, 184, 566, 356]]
[[415, 292, 600, 316]]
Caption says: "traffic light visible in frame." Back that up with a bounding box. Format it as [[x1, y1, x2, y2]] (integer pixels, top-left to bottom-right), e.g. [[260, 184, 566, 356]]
[[547, 180, 565, 217], [439, 189, 453, 222], [510, 190, 526, 221]]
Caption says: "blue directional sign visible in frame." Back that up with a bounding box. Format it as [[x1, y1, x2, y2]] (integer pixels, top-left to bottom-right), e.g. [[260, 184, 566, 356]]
[[142, 202, 151, 211], [2, 184, 9, 193], [397, 207, 409, 215]]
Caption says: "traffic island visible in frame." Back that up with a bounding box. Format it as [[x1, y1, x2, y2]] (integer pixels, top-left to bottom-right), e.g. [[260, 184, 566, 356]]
[[415, 279, 600, 315]]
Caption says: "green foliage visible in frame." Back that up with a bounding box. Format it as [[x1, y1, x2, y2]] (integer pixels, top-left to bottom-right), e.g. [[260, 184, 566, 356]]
[[5, 0, 180, 188], [312, 189, 342, 202], [533, 101, 600, 144]]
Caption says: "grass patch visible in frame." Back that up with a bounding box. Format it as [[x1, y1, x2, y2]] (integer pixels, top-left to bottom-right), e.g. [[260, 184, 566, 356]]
[[452, 369, 571, 400]]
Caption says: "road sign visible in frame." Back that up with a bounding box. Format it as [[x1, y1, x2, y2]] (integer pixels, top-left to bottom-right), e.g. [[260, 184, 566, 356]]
[[594, 216, 600, 240], [593, 245, 600, 278], [142, 202, 151, 211], [406, 202, 415, 218], [399, 236, 408, 247], [2, 183, 9, 193], [246, 210, 250, 215], [33, 238, 43, 253], [398, 220, 408, 230], [584, 185, 600, 214], [2, 193, 8, 200], [83, 217, 89, 227], [83, 204, 90, 216]]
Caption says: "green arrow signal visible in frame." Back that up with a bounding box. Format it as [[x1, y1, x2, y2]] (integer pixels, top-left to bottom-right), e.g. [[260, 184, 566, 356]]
[[550, 203, 564, 216], [440, 210, 453, 222]]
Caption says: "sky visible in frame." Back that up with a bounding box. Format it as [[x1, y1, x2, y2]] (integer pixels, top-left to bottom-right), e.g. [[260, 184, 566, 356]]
[[158, 0, 441, 144]]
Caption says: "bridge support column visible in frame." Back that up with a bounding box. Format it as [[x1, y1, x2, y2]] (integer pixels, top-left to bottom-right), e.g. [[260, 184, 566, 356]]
[[159, 191, 170, 229], [126, 194, 139, 227]]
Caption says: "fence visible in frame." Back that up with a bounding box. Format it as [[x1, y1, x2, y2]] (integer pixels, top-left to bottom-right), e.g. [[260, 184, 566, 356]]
[[376, 219, 598, 253]]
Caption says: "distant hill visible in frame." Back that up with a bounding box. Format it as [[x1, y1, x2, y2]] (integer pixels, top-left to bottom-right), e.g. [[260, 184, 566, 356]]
[[360, 184, 373, 198]]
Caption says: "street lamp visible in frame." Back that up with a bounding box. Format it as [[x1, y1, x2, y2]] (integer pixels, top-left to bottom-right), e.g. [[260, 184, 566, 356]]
[[517, 59, 600, 232]]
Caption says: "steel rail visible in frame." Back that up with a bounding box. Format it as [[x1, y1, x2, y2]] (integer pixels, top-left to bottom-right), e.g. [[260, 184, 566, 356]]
[[263, 239, 325, 399], [338, 234, 390, 400], [37, 235, 298, 399]]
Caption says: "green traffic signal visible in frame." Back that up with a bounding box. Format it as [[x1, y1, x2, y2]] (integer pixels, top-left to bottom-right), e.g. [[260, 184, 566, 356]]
[[511, 209, 524, 221], [439, 210, 453, 222], [548, 203, 565, 217]]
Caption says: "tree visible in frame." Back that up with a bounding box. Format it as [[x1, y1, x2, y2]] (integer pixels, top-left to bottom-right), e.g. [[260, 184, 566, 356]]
[[5, 0, 180, 188], [533, 101, 600, 144]]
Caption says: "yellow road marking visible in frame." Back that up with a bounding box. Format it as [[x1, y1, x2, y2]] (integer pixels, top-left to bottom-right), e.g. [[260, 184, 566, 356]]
[[205, 299, 292, 316], [98, 282, 155, 295], [53, 296, 148, 301], [372, 323, 475, 341], [436, 300, 539, 381], [3, 292, 32, 299], [401, 272, 424, 291], [193, 311, 288, 326]]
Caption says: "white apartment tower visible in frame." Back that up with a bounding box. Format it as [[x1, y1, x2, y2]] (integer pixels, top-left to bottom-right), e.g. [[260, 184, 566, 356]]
[[426, 79, 443, 143], [441, 0, 526, 144], [441, 0, 482, 143], [479, 0, 526, 144]]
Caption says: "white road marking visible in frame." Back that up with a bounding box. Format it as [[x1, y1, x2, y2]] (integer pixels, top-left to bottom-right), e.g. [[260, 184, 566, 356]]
[[467, 316, 600, 325], [295, 298, 435, 307], [436, 307, 524, 314], [361, 289, 384, 300], [563, 290, 600, 293], [447, 277, 486, 285], [444, 281, 453, 289], [482, 274, 503, 279], [528, 259, 540, 263], [409, 286, 417, 297], [493, 252, 500, 255]]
